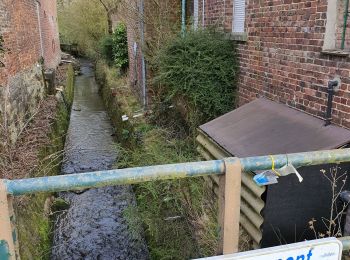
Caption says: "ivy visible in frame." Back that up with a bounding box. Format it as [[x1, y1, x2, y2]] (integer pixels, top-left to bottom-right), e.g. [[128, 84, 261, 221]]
[[112, 23, 128, 71]]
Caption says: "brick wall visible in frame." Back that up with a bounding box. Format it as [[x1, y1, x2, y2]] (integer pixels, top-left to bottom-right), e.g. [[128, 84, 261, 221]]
[[39, 0, 61, 68], [114, 0, 181, 107], [0, 0, 60, 143], [111, 0, 145, 105], [0, 0, 41, 87], [200, 0, 350, 129]]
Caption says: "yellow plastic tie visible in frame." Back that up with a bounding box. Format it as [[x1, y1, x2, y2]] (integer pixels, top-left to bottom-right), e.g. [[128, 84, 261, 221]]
[[269, 155, 281, 176]]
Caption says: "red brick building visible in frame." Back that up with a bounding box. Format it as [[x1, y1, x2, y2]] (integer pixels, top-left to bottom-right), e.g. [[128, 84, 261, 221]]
[[0, 0, 60, 142], [112, 0, 181, 107], [195, 0, 350, 128]]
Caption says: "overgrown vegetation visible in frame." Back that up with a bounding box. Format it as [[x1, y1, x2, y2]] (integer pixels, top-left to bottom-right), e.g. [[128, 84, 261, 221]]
[[112, 23, 129, 71], [100, 23, 129, 71], [99, 35, 114, 65], [118, 128, 220, 259], [12, 65, 74, 259], [58, 0, 107, 58], [96, 62, 220, 259], [153, 29, 239, 129]]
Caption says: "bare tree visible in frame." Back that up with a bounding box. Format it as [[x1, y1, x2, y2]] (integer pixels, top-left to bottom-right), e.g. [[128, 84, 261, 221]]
[[98, 0, 121, 34]]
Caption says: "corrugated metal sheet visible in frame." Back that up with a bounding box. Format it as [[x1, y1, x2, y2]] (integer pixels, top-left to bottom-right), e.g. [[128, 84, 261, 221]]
[[197, 130, 265, 247], [197, 98, 350, 248]]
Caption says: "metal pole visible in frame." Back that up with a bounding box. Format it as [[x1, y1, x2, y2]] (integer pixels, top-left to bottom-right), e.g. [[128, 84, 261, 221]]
[[340, 236, 350, 251], [341, 0, 349, 50], [139, 0, 147, 108], [182, 0, 186, 36], [5, 160, 225, 196], [0, 181, 19, 260], [4, 148, 350, 196]]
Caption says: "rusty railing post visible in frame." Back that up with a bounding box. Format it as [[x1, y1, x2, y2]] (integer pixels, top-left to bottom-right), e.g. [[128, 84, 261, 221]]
[[0, 180, 20, 259], [218, 158, 242, 255]]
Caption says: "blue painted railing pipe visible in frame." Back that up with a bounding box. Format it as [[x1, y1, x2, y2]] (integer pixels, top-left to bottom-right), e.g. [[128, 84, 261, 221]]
[[3, 148, 350, 196]]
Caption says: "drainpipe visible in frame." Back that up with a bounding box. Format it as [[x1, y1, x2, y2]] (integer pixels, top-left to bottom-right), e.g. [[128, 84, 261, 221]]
[[182, 0, 186, 36], [36, 0, 44, 58], [140, 0, 147, 107], [325, 79, 340, 126], [341, 0, 349, 50], [202, 0, 205, 27]]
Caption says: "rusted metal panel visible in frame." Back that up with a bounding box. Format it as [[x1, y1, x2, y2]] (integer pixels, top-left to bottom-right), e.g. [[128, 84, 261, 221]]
[[199, 98, 350, 157]]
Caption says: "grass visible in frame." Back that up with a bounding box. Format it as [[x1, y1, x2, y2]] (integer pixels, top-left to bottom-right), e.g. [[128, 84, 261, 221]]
[[117, 126, 219, 259], [96, 60, 220, 259]]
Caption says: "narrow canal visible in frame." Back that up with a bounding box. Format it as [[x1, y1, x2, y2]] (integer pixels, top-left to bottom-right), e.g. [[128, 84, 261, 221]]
[[51, 60, 149, 259]]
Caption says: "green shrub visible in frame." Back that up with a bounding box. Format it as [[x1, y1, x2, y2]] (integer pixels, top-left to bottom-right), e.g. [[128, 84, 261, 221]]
[[153, 29, 239, 129], [99, 35, 114, 65], [112, 23, 129, 71]]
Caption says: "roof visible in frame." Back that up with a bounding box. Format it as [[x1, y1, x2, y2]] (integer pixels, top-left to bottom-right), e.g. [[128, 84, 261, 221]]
[[199, 98, 350, 157]]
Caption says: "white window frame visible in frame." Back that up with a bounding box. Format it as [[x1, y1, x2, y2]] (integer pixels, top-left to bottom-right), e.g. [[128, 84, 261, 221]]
[[232, 0, 246, 33]]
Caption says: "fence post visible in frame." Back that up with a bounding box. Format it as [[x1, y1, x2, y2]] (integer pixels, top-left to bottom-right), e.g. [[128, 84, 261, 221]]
[[0, 180, 20, 259], [218, 158, 242, 255]]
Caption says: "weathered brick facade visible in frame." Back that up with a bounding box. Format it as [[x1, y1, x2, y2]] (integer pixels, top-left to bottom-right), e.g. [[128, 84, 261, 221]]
[[112, 0, 181, 107], [111, 0, 146, 105], [0, 0, 60, 142], [39, 0, 61, 68], [199, 0, 350, 129]]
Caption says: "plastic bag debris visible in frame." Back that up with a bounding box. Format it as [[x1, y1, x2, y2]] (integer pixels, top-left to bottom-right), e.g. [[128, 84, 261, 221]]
[[253, 162, 303, 186]]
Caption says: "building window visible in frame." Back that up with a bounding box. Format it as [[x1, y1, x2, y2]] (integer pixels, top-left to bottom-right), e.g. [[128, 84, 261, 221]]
[[232, 0, 246, 33], [230, 0, 247, 41], [323, 0, 350, 55]]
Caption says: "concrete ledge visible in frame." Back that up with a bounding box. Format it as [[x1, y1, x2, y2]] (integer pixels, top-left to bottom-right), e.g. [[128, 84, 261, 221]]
[[225, 32, 248, 42], [321, 49, 350, 57]]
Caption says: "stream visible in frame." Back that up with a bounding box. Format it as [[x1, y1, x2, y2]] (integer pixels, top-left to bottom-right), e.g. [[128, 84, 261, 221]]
[[51, 60, 149, 259]]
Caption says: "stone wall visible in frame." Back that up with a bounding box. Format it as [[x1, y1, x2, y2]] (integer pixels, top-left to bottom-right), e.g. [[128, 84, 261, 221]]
[[199, 0, 350, 129], [0, 0, 60, 143]]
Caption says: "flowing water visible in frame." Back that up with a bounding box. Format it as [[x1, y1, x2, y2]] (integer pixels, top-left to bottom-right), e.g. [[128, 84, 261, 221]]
[[51, 60, 149, 260]]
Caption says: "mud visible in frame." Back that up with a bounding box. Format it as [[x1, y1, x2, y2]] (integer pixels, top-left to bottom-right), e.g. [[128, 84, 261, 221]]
[[51, 60, 149, 260]]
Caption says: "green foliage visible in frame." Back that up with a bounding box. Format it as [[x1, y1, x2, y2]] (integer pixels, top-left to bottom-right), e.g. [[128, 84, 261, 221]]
[[153, 29, 239, 129], [58, 0, 108, 58], [112, 23, 129, 70], [65, 65, 75, 106], [117, 126, 219, 259], [97, 59, 219, 258], [99, 24, 128, 69], [99, 35, 114, 65], [17, 67, 74, 260]]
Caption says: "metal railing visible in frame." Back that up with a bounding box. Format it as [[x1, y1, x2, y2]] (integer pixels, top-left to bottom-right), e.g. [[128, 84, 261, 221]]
[[1, 148, 350, 259]]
